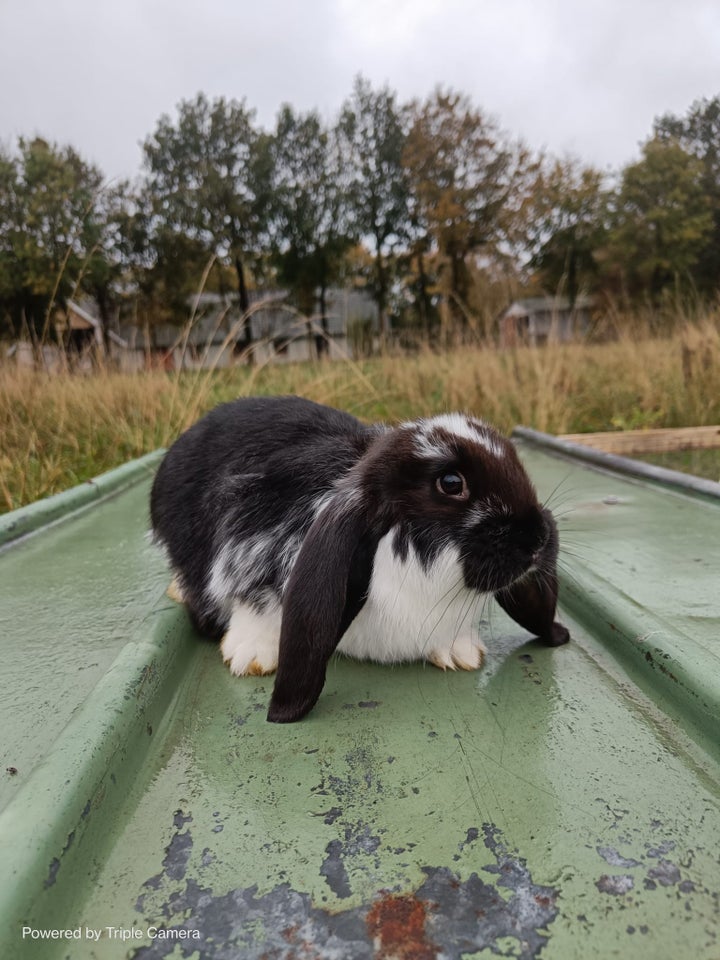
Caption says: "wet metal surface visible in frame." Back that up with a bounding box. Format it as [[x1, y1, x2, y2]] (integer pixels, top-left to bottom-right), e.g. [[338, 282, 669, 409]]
[[1, 442, 719, 959], [0, 479, 170, 814]]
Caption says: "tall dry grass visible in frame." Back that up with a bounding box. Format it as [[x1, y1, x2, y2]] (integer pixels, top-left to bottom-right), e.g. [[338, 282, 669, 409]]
[[1, 312, 719, 512]]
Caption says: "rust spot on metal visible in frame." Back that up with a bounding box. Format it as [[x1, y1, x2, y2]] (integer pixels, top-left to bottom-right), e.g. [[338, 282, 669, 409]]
[[366, 895, 437, 960], [280, 924, 300, 943], [644, 649, 679, 682]]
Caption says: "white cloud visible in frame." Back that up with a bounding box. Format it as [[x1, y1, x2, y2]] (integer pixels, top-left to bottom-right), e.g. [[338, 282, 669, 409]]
[[1, 0, 719, 179]]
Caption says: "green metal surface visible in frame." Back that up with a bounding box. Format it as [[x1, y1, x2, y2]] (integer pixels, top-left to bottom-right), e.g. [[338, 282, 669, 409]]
[[1, 437, 719, 959], [0, 452, 164, 549]]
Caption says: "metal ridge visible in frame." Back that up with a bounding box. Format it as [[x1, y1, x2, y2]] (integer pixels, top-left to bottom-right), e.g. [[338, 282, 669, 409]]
[[512, 426, 720, 501], [0, 450, 165, 549]]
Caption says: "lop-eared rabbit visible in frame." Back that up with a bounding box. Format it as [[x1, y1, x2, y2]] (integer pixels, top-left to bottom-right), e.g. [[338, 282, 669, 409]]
[[151, 396, 569, 722]]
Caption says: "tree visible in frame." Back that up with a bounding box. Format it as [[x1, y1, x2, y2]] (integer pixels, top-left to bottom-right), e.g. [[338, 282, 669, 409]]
[[268, 106, 352, 355], [142, 93, 272, 351], [403, 89, 530, 332], [654, 96, 720, 296], [338, 76, 410, 336], [527, 156, 608, 305], [604, 137, 713, 304], [0, 148, 18, 338], [0, 137, 103, 343], [78, 180, 133, 354], [113, 184, 210, 342]]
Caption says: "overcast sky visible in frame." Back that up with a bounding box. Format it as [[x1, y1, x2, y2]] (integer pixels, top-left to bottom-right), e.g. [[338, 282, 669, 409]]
[[2, 0, 719, 183]]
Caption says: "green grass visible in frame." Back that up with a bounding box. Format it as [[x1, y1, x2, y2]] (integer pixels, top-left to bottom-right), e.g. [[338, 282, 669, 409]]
[[1, 316, 719, 512]]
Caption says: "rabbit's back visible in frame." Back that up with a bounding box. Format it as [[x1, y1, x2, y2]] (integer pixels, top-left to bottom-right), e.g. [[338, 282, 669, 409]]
[[150, 396, 375, 634]]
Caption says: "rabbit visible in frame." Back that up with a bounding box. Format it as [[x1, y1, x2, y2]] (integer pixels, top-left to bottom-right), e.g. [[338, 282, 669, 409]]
[[150, 395, 570, 723]]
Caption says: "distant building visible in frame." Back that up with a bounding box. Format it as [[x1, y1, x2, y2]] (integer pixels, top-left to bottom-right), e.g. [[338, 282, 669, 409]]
[[8, 300, 127, 372], [55, 300, 127, 352], [116, 292, 280, 372], [498, 296, 594, 347], [245, 288, 377, 365], [7, 289, 378, 372], [117, 288, 378, 370]]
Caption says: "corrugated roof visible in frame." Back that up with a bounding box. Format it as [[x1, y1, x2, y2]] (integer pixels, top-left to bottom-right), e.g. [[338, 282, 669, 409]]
[[1, 436, 719, 956]]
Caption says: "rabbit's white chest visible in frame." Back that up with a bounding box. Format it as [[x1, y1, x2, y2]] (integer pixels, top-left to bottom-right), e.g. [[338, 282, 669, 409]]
[[337, 527, 487, 666]]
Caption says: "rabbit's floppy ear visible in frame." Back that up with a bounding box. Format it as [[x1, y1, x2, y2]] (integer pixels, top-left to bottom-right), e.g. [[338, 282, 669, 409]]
[[267, 493, 380, 723], [495, 568, 570, 647]]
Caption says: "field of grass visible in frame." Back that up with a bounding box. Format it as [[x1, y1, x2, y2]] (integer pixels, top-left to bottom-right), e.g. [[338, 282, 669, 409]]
[[2, 317, 719, 513]]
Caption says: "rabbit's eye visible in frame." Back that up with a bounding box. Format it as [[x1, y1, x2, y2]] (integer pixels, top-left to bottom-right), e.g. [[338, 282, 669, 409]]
[[436, 472, 469, 499]]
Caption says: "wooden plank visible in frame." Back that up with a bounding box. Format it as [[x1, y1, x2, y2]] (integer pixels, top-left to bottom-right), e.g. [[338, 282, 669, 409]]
[[559, 425, 720, 454]]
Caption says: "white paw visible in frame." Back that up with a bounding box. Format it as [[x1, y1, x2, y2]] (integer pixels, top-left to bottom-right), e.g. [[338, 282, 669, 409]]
[[220, 602, 281, 677], [427, 633, 486, 671]]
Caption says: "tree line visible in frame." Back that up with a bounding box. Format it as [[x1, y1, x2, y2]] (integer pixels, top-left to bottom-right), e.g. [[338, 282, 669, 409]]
[[1, 77, 719, 350]]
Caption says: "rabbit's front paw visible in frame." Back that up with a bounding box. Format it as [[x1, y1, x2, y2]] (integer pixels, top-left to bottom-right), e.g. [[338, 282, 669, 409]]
[[427, 633, 486, 671]]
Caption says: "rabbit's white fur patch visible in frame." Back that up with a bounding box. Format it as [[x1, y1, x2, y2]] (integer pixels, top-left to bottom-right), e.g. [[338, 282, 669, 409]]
[[409, 414, 505, 461], [221, 600, 282, 676], [207, 526, 303, 615], [338, 526, 487, 667], [218, 526, 487, 676], [206, 492, 338, 619]]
